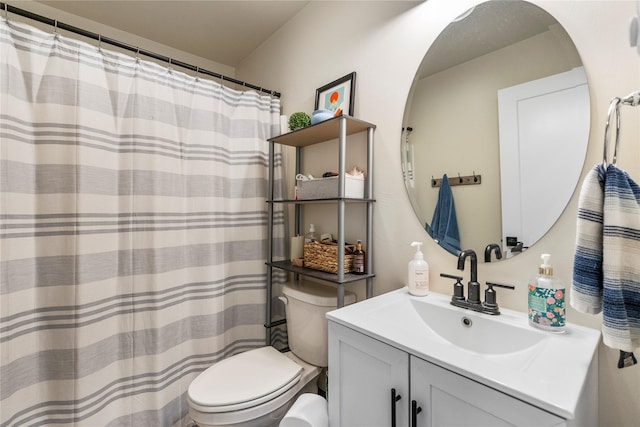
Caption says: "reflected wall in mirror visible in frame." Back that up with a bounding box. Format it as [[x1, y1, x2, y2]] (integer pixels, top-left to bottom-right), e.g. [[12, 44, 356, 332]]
[[402, 0, 590, 262]]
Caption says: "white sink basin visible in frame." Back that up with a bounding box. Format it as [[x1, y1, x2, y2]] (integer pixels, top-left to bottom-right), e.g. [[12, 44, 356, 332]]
[[410, 298, 547, 355], [326, 287, 601, 420]]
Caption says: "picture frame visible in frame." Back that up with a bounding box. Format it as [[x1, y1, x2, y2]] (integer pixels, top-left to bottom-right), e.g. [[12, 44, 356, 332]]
[[314, 72, 356, 116]]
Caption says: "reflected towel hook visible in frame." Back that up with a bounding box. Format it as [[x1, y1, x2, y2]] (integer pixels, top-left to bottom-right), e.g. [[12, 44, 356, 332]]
[[432, 173, 482, 188]]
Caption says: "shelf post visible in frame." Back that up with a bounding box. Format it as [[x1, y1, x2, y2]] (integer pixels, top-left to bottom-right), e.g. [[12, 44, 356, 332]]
[[337, 117, 347, 303], [295, 146, 302, 236], [366, 126, 375, 298], [266, 140, 275, 345]]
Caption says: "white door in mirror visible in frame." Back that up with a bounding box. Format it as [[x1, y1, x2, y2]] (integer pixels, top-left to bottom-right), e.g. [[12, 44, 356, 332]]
[[498, 67, 589, 251]]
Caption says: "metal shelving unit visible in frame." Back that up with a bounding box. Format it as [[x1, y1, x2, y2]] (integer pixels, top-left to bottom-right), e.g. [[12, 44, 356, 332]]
[[265, 115, 375, 345]]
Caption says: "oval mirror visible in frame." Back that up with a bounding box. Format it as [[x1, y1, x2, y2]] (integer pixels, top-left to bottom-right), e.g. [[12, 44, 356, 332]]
[[402, 0, 589, 262]]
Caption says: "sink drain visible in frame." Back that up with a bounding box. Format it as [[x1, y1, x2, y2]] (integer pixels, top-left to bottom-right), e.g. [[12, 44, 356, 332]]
[[461, 316, 473, 327]]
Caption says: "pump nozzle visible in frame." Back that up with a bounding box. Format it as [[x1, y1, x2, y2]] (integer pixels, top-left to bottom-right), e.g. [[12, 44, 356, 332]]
[[539, 253, 553, 275], [411, 241, 424, 260]]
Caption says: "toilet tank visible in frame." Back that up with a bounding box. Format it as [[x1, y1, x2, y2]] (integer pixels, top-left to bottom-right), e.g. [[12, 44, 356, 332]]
[[282, 281, 356, 367]]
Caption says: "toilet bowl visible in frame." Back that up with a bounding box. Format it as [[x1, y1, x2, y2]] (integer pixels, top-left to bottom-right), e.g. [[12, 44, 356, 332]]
[[187, 280, 355, 427], [188, 347, 320, 427]]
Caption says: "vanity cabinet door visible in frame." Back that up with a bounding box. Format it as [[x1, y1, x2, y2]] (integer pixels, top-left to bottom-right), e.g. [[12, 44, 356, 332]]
[[410, 356, 566, 427], [328, 321, 410, 427]]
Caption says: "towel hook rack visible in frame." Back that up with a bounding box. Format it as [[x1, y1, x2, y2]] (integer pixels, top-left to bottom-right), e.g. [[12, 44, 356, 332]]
[[432, 172, 482, 188]]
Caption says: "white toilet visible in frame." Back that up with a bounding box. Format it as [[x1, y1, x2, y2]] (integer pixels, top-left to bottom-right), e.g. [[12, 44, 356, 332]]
[[187, 280, 355, 427]]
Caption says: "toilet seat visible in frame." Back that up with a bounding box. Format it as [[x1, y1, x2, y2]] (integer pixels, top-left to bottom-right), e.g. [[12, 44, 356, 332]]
[[188, 346, 303, 413]]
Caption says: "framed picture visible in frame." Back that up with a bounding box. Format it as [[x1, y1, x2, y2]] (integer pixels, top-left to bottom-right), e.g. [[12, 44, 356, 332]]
[[314, 72, 356, 116]]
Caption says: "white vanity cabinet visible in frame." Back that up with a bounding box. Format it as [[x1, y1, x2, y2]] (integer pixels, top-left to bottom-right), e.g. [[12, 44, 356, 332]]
[[329, 321, 567, 427], [410, 357, 565, 427], [327, 321, 409, 427]]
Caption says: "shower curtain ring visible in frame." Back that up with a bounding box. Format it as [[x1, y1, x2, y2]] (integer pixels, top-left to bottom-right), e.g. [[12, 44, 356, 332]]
[[53, 19, 60, 40], [97, 34, 102, 51], [4, 2, 8, 19], [195, 66, 200, 81]]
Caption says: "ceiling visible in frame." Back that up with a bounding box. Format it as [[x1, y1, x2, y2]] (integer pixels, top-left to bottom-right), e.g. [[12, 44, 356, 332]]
[[30, 1, 556, 75], [36, 0, 311, 67], [419, 1, 559, 78]]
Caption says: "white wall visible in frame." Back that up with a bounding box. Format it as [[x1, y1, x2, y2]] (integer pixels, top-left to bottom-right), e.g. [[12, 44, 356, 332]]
[[237, 0, 640, 425]]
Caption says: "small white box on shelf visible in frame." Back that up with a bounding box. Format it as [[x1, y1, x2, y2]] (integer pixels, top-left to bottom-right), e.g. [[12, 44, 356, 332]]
[[296, 176, 365, 199]]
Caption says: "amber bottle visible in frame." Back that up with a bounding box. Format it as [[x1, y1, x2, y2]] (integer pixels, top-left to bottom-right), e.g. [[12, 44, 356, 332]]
[[354, 240, 366, 275]]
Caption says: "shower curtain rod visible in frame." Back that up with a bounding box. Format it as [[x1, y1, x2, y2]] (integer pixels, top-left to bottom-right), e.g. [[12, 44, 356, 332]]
[[0, 2, 281, 98]]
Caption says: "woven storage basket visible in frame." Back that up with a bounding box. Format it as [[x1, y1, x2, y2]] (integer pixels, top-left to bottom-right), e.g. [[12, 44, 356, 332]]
[[303, 241, 355, 274]]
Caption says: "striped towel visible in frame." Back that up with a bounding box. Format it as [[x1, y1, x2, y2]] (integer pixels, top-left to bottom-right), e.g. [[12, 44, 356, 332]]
[[572, 163, 640, 353], [572, 164, 606, 313], [602, 164, 640, 352]]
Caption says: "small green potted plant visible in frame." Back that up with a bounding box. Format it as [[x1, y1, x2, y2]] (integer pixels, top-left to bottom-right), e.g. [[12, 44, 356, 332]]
[[288, 112, 311, 131]]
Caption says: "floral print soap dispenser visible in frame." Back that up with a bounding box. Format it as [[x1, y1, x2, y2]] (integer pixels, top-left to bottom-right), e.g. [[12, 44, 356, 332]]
[[528, 254, 566, 332]]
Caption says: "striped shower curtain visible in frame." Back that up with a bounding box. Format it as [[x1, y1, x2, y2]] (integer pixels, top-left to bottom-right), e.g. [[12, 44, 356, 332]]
[[0, 17, 285, 426]]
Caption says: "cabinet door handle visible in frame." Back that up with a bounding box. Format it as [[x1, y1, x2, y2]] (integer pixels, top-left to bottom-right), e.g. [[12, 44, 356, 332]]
[[411, 400, 423, 427], [391, 388, 402, 427]]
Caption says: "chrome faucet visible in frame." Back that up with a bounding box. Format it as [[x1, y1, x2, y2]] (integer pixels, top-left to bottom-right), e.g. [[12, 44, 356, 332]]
[[484, 243, 503, 262], [457, 249, 480, 304]]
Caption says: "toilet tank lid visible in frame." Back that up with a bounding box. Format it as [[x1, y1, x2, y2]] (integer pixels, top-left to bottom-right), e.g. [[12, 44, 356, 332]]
[[283, 281, 356, 307], [188, 346, 302, 408]]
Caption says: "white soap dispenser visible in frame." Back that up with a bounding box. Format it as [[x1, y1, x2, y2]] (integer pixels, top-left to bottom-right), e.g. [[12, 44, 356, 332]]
[[408, 242, 429, 296]]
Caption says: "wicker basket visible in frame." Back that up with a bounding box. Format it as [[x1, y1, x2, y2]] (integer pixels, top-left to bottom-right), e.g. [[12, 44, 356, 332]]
[[303, 241, 355, 274]]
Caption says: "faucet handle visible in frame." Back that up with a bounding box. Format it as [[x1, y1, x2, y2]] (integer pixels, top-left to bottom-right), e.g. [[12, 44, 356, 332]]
[[441, 273, 465, 301], [483, 282, 515, 312]]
